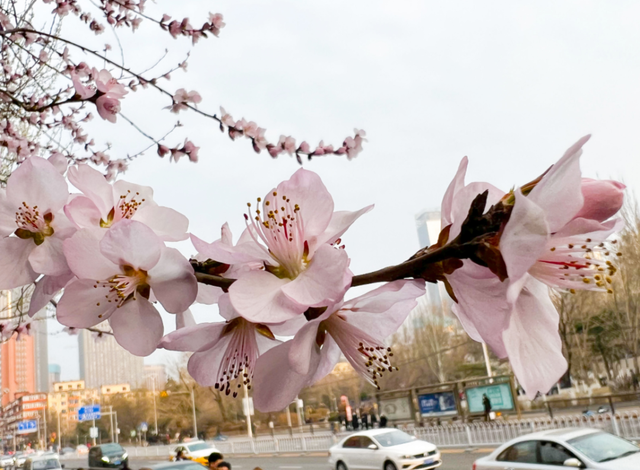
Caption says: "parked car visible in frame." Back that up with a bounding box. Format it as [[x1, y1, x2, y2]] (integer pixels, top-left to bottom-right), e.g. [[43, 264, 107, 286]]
[[88, 443, 128, 469], [473, 427, 640, 469], [169, 441, 220, 465], [0, 454, 15, 467], [148, 461, 207, 470], [328, 428, 441, 470], [14, 452, 28, 468], [23, 454, 62, 470]]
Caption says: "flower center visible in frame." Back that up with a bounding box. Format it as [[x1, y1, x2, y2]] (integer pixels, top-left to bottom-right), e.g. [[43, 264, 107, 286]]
[[92, 265, 149, 313], [534, 238, 619, 294], [244, 191, 307, 278], [214, 318, 274, 397], [14, 202, 55, 245], [323, 315, 397, 390], [100, 190, 146, 228]]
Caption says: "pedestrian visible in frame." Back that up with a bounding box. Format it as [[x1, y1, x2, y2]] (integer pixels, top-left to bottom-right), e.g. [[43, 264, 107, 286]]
[[379, 415, 387, 428], [482, 394, 492, 422], [217, 463, 231, 470], [175, 450, 187, 461], [208, 452, 224, 469]]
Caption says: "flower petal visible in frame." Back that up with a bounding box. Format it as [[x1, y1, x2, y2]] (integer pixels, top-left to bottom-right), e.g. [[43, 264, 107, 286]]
[[67, 164, 113, 217], [0, 188, 17, 237], [527, 135, 588, 232], [187, 336, 233, 386], [447, 261, 510, 357], [175, 309, 197, 330], [500, 188, 550, 290], [196, 284, 223, 305], [100, 219, 162, 270], [253, 340, 321, 412], [191, 232, 267, 265], [281, 245, 350, 307], [134, 204, 189, 242], [288, 320, 322, 375], [28, 271, 75, 317], [56, 279, 117, 328], [64, 229, 119, 280], [7, 157, 68, 214], [273, 168, 334, 239], [441, 157, 468, 227], [28, 236, 69, 276], [147, 246, 197, 314], [160, 322, 226, 351], [575, 178, 625, 223], [64, 196, 103, 230], [109, 298, 164, 356], [0, 238, 37, 289], [310, 205, 374, 252], [342, 280, 426, 339], [448, 182, 505, 240], [229, 271, 305, 323], [502, 277, 567, 398]]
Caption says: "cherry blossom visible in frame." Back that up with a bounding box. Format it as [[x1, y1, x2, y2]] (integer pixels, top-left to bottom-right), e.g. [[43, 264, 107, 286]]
[[253, 280, 425, 412], [170, 89, 202, 113], [0, 157, 75, 289], [57, 220, 197, 355], [65, 164, 189, 241], [221, 169, 373, 323], [160, 295, 280, 397]]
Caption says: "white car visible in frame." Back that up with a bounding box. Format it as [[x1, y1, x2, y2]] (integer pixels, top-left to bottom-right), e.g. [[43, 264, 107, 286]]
[[473, 427, 640, 469], [329, 428, 441, 470], [169, 440, 219, 464]]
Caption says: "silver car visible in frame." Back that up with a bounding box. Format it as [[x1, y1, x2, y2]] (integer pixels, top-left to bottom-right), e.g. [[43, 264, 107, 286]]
[[473, 427, 640, 469]]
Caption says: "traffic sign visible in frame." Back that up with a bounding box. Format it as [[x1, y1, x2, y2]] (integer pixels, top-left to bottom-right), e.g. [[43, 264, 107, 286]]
[[139, 422, 148, 432], [17, 420, 37, 434], [78, 405, 101, 421], [89, 427, 98, 438]]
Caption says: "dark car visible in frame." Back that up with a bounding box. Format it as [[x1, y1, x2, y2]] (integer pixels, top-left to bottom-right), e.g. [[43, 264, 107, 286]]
[[88, 444, 128, 468]]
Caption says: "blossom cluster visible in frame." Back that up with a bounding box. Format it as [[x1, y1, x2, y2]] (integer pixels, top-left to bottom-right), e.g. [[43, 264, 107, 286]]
[[0, 135, 625, 410]]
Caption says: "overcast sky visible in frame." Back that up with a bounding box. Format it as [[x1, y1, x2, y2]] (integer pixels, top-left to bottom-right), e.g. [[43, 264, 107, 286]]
[[48, 0, 640, 380]]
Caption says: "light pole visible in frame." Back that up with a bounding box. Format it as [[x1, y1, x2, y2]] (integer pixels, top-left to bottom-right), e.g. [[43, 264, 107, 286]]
[[190, 387, 197, 439], [152, 377, 158, 435]]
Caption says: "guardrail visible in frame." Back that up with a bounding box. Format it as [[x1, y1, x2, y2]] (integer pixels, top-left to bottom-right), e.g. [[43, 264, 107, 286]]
[[57, 412, 640, 457]]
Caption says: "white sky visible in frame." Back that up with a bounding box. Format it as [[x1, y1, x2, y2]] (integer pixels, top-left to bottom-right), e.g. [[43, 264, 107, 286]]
[[49, 0, 640, 380]]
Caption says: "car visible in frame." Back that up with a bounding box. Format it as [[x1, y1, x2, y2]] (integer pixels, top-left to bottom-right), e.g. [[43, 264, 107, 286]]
[[88, 443, 128, 469], [23, 454, 62, 470], [0, 453, 15, 467], [473, 427, 640, 469], [328, 428, 441, 470], [147, 461, 208, 470], [14, 452, 28, 468], [59, 448, 75, 456], [75, 445, 89, 455], [170, 441, 220, 465]]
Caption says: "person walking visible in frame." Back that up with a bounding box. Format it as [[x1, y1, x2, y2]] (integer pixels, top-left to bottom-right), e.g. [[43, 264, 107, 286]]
[[482, 394, 492, 422], [208, 452, 224, 469]]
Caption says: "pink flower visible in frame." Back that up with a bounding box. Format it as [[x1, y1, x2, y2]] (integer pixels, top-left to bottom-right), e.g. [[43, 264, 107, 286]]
[[175, 309, 196, 330], [57, 220, 197, 356], [65, 164, 189, 242], [345, 129, 366, 160], [0, 157, 75, 289], [27, 271, 75, 317], [208, 12, 225, 31], [160, 295, 280, 396], [253, 280, 425, 412], [95, 95, 120, 123], [224, 169, 373, 324], [219, 106, 234, 127], [278, 135, 296, 155], [71, 72, 96, 100], [93, 68, 127, 99], [575, 178, 625, 223], [243, 121, 258, 139], [182, 140, 199, 162], [169, 88, 202, 113]]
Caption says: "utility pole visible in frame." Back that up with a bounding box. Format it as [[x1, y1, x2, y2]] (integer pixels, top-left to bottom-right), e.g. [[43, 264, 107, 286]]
[[57, 412, 61, 450], [114, 412, 118, 444], [482, 343, 494, 382], [243, 384, 252, 438], [43, 409, 47, 450], [152, 377, 158, 435], [108, 406, 114, 443], [190, 387, 197, 439]]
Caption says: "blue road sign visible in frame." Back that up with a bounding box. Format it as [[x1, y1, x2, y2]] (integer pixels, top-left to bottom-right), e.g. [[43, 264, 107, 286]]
[[78, 405, 101, 421], [17, 420, 37, 434]]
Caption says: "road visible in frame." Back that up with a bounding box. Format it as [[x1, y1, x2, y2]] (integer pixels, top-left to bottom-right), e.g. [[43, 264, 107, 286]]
[[63, 451, 491, 470]]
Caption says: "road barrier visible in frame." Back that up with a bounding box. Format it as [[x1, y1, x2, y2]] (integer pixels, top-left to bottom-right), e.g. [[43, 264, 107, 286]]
[[58, 412, 640, 458]]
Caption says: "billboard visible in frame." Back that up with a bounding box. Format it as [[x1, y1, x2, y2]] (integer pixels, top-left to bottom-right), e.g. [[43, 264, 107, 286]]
[[378, 396, 413, 421], [465, 383, 515, 414], [418, 391, 457, 417]]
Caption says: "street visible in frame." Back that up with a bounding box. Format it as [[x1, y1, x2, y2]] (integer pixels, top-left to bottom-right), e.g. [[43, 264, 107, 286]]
[[63, 451, 491, 470]]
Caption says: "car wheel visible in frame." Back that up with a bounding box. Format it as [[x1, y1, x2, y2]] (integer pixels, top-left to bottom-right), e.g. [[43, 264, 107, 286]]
[[384, 462, 397, 470], [337, 462, 348, 470]]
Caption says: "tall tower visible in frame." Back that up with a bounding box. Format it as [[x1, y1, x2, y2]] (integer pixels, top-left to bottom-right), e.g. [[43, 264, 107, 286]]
[[78, 325, 144, 388], [414, 209, 448, 306], [32, 305, 50, 392], [0, 290, 37, 406]]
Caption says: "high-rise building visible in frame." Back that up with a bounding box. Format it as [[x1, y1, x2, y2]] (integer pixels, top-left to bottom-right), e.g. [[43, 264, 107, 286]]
[[144, 364, 167, 391], [48, 364, 61, 391], [0, 290, 37, 406], [78, 325, 144, 389], [32, 306, 50, 393], [414, 209, 450, 306]]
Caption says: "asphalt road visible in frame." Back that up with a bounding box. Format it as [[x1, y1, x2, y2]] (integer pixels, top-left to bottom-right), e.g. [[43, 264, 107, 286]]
[[63, 451, 491, 470]]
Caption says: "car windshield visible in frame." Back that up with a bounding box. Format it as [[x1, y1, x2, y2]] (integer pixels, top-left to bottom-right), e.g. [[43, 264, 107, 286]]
[[569, 432, 640, 463], [32, 459, 60, 470], [374, 430, 415, 447], [100, 444, 124, 455], [186, 443, 209, 452]]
